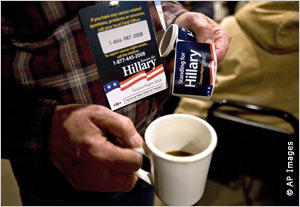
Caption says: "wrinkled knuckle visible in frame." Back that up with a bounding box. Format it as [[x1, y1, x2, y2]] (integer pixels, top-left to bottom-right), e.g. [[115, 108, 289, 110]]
[[91, 103, 108, 112], [86, 139, 104, 158], [91, 104, 107, 115], [82, 135, 94, 147], [121, 116, 134, 128], [85, 104, 98, 113], [190, 16, 199, 26], [189, 12, 200, 19], [203, 24, 213, 33], [194, 23, 212, 36], [220, 27, 231, 40], [86, 104, 96, 110], [83, 105, 99, 120]]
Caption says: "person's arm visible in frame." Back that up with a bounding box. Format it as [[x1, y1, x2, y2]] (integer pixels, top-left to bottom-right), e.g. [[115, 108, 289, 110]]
[[1, 44, 59, 159]]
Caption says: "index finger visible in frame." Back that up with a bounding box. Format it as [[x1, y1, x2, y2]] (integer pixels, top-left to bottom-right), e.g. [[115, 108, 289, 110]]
[[205, 17, 231, 62], [89, 106, 144, 148], [88, 137, 143, 173], [213, 26, 231, 62]]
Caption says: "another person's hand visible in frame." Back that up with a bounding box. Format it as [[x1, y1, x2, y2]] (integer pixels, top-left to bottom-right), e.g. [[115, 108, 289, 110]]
[[48, 104, 144, 192], [175, 12, 231, 62]]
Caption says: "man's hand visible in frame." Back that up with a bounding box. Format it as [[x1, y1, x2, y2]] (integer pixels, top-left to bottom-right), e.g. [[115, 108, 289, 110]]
[[48, 104, 144, 192], [175, 12, 231, 62]]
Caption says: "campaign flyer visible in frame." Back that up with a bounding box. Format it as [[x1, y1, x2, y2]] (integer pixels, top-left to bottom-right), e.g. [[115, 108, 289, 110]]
[[79, 2, 167, 110]]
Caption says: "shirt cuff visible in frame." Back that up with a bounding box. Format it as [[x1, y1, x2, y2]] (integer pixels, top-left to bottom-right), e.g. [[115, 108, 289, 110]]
[[26, 99, 59, 158]]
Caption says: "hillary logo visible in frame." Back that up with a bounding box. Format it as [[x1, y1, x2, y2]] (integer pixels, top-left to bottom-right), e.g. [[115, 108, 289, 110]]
[[104, 64, 164, 94], [122, 58, 156, 77]]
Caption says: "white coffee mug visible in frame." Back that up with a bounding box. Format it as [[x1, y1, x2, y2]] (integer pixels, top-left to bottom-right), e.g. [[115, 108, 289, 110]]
[[134, 114, 217, 206]]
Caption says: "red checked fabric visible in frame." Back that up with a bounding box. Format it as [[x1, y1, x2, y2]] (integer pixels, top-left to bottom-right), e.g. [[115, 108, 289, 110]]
[[1, 2, 187, 159]]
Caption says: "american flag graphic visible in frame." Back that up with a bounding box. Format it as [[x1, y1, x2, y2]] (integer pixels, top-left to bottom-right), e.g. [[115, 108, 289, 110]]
[[104, 80, 121, 93], [104, 63, 166, 110]]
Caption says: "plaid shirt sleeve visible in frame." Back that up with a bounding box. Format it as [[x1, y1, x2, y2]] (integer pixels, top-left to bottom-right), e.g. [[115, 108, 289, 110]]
[[1, 2, 186, 159], [2, 82, 58, 159]]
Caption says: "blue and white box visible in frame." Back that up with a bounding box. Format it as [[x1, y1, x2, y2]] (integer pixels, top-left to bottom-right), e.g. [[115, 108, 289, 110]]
[[159, 24, 217, 100]]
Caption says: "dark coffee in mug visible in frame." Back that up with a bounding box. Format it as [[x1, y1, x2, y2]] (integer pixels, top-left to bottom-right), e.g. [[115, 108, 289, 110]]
[[166, 150, 194, 157]]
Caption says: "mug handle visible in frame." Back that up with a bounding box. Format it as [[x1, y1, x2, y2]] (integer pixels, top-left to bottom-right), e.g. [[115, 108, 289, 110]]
[[133, 147, 154, 185]]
